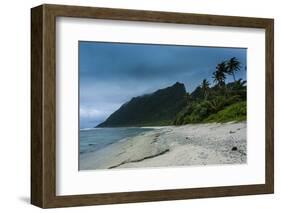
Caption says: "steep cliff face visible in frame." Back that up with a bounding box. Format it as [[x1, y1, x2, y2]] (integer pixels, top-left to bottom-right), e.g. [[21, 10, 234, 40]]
[[96, 82, 187, 127]]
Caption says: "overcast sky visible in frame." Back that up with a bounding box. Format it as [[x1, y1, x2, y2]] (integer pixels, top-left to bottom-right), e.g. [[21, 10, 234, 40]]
[[79, 41, 246, 128]]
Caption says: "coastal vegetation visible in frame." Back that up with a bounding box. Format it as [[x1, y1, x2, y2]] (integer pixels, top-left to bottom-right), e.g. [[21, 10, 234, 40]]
[[97, 57, 246, 127], [173, 57, 246, 125]]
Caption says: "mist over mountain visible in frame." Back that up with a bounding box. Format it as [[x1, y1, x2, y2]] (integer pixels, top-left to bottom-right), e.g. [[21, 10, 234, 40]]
[[96, 82, 187, 127]]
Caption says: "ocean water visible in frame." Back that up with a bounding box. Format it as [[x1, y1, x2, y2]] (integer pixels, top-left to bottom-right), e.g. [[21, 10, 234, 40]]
[[79, 127, 153, 155]]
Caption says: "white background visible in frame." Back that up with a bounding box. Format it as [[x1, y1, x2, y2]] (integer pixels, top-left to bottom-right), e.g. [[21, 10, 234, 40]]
[[0, 0, 279, 212]]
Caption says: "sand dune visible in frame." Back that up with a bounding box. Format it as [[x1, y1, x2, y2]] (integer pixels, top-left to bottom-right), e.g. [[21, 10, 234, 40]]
[[79, 122, 246, 170]]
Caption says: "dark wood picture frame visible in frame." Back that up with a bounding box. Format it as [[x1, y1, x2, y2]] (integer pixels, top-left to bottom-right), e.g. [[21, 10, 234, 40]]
[[31, 4, 274, 208]]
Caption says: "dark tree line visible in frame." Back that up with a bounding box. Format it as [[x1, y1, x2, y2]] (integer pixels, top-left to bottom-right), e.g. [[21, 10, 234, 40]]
[[173, 57, 246, 125]]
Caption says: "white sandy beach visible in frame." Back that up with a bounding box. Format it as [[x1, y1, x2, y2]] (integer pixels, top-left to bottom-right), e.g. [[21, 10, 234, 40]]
[[80, 122, 246, 170]]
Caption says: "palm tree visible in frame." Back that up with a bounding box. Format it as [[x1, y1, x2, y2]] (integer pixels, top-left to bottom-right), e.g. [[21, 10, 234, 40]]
[[201, 79, 210, 100], [212, 62, 227, 87], [226, 57, 241, 82]]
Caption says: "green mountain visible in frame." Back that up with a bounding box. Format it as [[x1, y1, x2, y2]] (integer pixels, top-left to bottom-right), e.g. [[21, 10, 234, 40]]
[[96, 79, 246, 128], [96, 82, 187, 127], [96, 57, 246, 127]]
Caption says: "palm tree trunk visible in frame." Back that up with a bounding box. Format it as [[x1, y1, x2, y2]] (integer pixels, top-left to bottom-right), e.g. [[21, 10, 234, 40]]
[[232, 73, 236, 82], [204, 91, 207, 100]]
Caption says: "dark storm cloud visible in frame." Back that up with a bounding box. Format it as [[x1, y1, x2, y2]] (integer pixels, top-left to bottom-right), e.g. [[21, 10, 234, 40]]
[[79, 41, 247, 128]]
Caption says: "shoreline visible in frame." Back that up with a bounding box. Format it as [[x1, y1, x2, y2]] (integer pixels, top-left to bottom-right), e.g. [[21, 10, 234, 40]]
[[79, 122, 247, 170]]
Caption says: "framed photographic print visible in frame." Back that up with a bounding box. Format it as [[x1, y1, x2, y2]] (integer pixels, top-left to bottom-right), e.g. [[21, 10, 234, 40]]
[[31, 4, 274, 208]]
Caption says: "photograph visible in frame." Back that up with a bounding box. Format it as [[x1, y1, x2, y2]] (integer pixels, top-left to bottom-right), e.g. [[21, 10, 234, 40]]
[[30, 4, 274, 208], [79, 41, 247, 170]]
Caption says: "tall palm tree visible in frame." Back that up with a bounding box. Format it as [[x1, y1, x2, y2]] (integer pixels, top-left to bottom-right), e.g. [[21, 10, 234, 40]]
[[201, 79, 210, 100], [226, 57, 241, 82], [212, 62, 227, 87]]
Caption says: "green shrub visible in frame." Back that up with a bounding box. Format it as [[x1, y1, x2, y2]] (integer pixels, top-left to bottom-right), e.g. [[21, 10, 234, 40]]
[[172, 79, 247, 125], [204, 101, 246, 123]]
